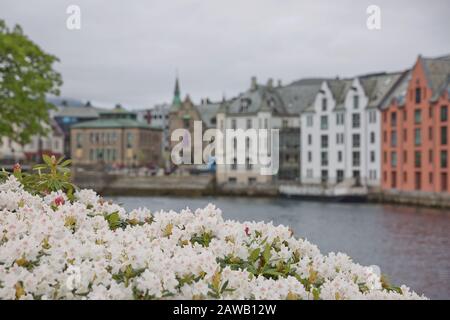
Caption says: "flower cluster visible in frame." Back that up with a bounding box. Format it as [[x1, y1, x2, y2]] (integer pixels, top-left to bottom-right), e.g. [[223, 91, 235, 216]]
[[0, 176, 426, 300]]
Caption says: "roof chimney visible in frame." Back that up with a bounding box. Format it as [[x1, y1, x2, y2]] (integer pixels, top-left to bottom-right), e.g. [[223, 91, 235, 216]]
[[251, 76, 257, 91]]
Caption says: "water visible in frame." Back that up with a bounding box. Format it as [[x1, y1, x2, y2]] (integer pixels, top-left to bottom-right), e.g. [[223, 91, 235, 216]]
[[109, 195, 450, 299]]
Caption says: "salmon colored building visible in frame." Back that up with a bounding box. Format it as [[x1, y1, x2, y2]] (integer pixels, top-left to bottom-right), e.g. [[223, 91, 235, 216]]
[[381, 55, 450, 193]]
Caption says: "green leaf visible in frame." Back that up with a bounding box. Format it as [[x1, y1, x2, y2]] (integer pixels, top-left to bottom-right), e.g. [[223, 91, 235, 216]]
[[248, 248, 260, 263]]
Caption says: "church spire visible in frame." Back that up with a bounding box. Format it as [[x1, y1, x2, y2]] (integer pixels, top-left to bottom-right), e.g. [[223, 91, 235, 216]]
[[172, 71, 181, 106]]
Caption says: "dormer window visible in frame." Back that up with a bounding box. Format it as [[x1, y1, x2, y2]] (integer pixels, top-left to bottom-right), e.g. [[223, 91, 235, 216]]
[[353, 95, 359, 109], [240, 98, 251, 112], [268, 98, 276, 108], [415, 88, 421, 104], [322, 98, 327, 111]]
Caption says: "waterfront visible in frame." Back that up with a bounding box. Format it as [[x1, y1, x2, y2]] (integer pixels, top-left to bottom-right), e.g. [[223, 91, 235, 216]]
[[110, 196, 450, 299]]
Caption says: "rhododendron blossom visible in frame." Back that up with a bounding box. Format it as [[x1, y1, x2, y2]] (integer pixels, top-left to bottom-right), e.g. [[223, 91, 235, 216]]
[[0, 176, 426, 300]]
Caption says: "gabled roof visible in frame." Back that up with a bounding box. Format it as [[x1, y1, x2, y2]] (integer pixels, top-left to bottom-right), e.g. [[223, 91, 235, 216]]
[[276, 78, 326, 115], [380, 70, 412, 110], [328, 79, 352, 110], [360, 72, 405, 109], [421, 54, 450, 101], [195, 101, 222, 128], [227, 84, 287, 115]]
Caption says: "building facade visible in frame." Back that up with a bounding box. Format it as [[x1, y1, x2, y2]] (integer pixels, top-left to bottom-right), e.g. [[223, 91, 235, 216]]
[[216, 77, 299, 185], [381, 55, 450, 193], [301, 73, 403, 188], [0, 119, 64, 164], [70, 106, 162, 168]]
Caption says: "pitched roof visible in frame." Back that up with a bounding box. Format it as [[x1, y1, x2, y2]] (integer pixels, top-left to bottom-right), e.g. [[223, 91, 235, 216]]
[[380, 70, 412, 110], [195, 101, 222, 128], [276, 78, 326, 115], [360, 72, 405, 108], [421, 54, 450, 101], [227, 84, 287, 115]]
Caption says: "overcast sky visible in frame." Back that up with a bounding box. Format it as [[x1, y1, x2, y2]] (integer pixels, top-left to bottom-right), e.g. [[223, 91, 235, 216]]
[[1, 0, 449, 109]]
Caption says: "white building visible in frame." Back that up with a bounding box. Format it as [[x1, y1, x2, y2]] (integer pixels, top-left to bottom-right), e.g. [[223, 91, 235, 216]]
[[300, 73, 403, 188], [0, 119, 64, 164], [216, 77, 313, 185]]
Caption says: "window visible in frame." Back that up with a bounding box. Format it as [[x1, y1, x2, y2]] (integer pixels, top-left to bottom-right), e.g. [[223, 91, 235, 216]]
[[383, 131, 387, 143], [384, 151, 387, 164], [370, 151, 375, 163], [391, 112, 397, 127], [321, 170, 328, 183], [338, 151, 343, 162], [264, 119, 269, 129], [403, 110, 407, 121], [414, 109, 421, 124], [403, 128, 408, 142], [336, 113, 344, 125], [415, 151, 421, 168], [442, 173, 448, 192], [429, 172, 433, 184], [391, 152, 397, 168], [353, 95, 359, 109], [231, 119, 236, 129], [352, 134, 360, 148], [282, 119, 288, 128], [321, 152, 328, 166], [441, 151, 448, 169], [429, 149, 433, 164], [414, 128, 421, 146], [231, 158, 237, 170], [248, 177, 257, 185], [321, 135, 328, 148], [336, 133, 344, 144], [429, 127, 433, 141], [441, 126, 448, 145], [352, 114, 360, 128], [308, 134, 312, 145], [306, 115, 313, 127], [415, 172, 421, 190], [391, 131, 397, 147], [306, 169, 313, 178], [320, 116, 328, 130], [404, 172, 408, 183], [126, 132, 133, 148], [391, 171, 397, 189], [415, 88, 421, 104], [246, 119, 252, 129], [228, 177, 237, 184], [370, 132, 375, 144], [403, 150, 408, 163], [322, 98, 327, 111], [441, 106, 448, 122], [308, 151, 312, 163], [369, 110, 377, 123], [246, 157, 252, 170], [352, 151, 360, 167], [337, 170, 344, 183], [429, 107, 433, 119], [76, 133, 83, 148]]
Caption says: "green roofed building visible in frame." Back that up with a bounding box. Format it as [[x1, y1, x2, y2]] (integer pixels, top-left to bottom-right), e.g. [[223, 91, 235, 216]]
[[70, 105, 163, 168]]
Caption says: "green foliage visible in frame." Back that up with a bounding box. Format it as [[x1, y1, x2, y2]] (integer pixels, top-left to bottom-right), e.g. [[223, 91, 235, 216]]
[[1, 155, 76, 197], [0, 20, 62, 145]]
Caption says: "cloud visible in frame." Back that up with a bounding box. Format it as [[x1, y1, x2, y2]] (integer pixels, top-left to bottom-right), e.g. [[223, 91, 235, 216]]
[[1, 0, 449, 109]]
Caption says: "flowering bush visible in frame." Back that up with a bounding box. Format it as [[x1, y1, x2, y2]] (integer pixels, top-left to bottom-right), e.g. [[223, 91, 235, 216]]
[[0, 176, 426, 300]]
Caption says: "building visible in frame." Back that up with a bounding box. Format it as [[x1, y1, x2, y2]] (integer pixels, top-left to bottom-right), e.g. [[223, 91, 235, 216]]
[[0, 119, 64, 164], [216, 77, 300, 185], [70, 105, 162, 168], [300, 73, 403, 188], [276, 78, 326, 180], [52, 99, 106, 158], [136, 103, 171, 149], [381, 54, 450, 193]]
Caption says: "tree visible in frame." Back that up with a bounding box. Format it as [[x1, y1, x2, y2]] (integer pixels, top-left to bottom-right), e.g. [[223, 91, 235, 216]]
[[0, 20, 62, 145]]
